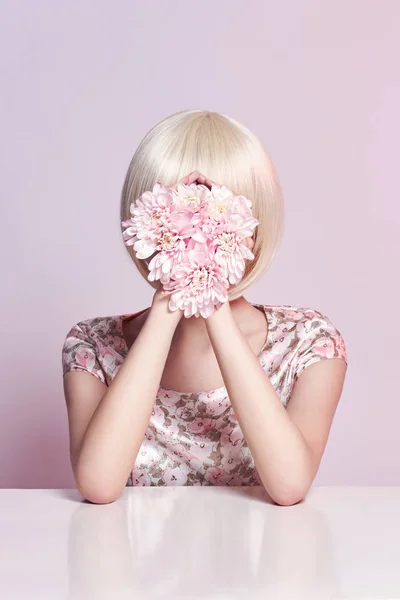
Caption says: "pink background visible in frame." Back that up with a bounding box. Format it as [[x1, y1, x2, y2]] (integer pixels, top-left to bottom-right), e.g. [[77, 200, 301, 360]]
[[1, 1, 398, 488]]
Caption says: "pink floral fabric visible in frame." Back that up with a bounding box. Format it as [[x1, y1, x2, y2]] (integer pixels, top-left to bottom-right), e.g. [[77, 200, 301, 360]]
[[61, 303, 348, 486]]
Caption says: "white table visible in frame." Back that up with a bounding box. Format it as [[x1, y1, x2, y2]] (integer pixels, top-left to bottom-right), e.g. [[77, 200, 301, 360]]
[[0, 486, 399, 599]]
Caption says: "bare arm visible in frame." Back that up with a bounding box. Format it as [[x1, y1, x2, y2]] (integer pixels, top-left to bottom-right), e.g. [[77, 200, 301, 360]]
[[63, 290, 182, 504], [205, 301, 347, 506]]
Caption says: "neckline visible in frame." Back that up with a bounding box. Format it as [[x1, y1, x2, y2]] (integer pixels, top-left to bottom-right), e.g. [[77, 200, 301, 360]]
[[117, 302, 274, 396]]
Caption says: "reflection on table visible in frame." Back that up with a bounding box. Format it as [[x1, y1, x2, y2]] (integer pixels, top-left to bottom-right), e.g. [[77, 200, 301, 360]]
[[68, 486, 336, 599], [1, 486, 399, 599]]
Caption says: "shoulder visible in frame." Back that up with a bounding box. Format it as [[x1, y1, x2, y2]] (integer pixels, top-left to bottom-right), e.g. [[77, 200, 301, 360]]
[[289, 306, 347, 350], [260, 303, 348, 378], [63, 314, 121, 345], [61, 314, 121, 383], [264, 303, 345, 338]]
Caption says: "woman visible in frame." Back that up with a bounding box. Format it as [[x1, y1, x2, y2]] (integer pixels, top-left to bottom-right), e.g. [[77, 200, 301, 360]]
[[62, 109, 348, 505]]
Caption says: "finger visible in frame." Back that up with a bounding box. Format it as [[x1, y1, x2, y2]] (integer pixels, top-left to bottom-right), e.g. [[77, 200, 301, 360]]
[[192, 172, 216, 190], [242, 237, 254, 250], [196, 174, 211, 188], [170, 171, 216, 192], [187, 171, 202, 185], [180, 171, 200, 184], [170, 171, 199, 191]]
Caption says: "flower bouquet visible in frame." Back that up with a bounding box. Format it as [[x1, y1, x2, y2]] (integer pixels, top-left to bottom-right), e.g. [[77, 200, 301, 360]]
[[121, 181, 259, 318]]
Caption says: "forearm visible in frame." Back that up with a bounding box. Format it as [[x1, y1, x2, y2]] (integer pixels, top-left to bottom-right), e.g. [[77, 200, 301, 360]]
[[76, 305, 180, 499], [205, 302, 315, 505]]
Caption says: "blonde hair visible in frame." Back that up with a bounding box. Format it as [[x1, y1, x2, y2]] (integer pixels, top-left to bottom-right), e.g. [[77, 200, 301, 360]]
[[120, 109, 285, 300]]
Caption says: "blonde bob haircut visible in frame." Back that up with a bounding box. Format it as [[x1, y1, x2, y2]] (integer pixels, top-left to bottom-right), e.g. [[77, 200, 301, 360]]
[[120, 109, 285, 301]]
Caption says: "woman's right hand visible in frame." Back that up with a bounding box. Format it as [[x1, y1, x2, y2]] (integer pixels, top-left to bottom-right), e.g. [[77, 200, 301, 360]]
[[150, 286, 183, 322], [170, 170, 216, 191]]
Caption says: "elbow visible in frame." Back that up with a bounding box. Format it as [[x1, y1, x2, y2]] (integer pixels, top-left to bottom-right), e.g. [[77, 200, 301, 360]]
[[271, 490, 306, 506], [261, 477, 310, 506], [78, 486, 121, 505], [75, 467, 123, 505], [258, 465, 314, 506], [77, 480, 122, 504]]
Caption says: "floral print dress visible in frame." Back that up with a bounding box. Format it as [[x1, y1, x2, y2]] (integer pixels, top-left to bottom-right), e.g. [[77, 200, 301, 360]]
[[61, 303, 348, 487]]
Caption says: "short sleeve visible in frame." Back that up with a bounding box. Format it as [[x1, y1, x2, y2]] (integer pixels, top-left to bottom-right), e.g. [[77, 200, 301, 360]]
[[294, 311, 348, 381], [62, 322, 107, 385]]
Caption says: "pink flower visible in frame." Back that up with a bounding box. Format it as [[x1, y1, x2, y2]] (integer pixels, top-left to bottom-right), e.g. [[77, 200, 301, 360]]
[[163, 248, 229, 318], [121, 181, 259, 318], [147, 234, 186, 284], [121, 182, 175, 259], [190, 438, 213, 460], [204, 466, 232, 485], [147, 211, 198, 283], [75, 347, 96, 370], [211, 230, 255, 285], [205, 184, 234, 222], [220, 448, 244, 472], [204, 466, 243, 486], [188, 417, 214, 434], [204, 184, 251, 221], [130, 469, 152, 486], [156, 183, 213, 262], [207, 185, 259, 284], [171, 182, 210, 214], [309, 336, 337, 359], [157, 388, 182, 406], [162, 466, 188, 485]]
